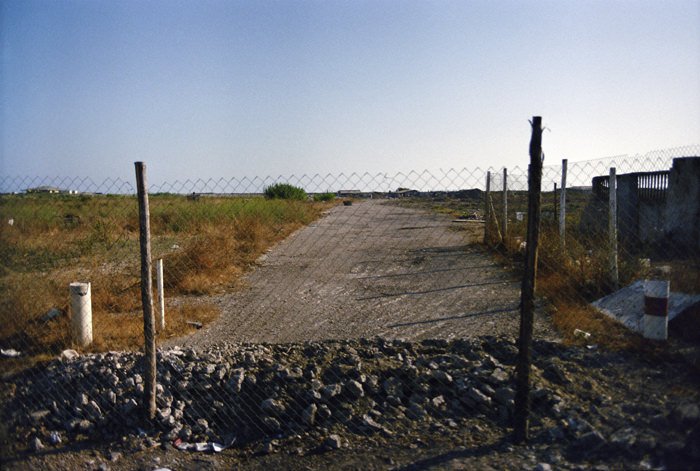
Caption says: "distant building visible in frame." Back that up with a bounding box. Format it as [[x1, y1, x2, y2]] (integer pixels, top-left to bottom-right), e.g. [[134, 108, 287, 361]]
[[395, 188, 419, 198], [337, 190, 362, 197], [25, 186, 80, 194], [26, 186, 61, 194]]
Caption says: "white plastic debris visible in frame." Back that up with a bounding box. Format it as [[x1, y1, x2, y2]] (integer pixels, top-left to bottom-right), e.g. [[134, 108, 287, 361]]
[[1, 348, 21, 358], [172, 436, 235, 453], [573, 329, 591, 339], [49, 431, 62, 445], [60, 349, 80, 361], [8, 218, 14, 226]]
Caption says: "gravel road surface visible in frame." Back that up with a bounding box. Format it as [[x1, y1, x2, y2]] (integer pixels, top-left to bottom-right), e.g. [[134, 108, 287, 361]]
[[175, 199, 554, 347]]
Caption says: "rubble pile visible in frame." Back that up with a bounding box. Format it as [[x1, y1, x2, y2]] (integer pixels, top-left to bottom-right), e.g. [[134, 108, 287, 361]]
[[3, 336, 699, 468]]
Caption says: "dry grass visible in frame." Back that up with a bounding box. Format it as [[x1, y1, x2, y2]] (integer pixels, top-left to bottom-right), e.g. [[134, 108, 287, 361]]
[[0, 193, 334, 369], [90, 302, 220, 352]]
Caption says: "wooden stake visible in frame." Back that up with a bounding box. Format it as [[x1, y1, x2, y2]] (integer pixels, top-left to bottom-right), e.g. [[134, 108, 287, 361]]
[[489, 194, 503, 243], [135, 162, 157, 421], [514, 116, 544, 443]]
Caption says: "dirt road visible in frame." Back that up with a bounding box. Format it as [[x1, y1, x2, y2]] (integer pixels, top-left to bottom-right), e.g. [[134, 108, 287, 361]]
[[176, 199, 554, 347]]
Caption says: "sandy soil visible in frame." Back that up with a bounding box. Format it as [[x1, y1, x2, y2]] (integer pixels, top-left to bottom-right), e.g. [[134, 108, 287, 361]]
[[172, 199, 554, 347]]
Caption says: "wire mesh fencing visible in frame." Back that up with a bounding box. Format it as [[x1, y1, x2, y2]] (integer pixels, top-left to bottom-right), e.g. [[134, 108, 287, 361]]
[[1, 145, 699, 466]]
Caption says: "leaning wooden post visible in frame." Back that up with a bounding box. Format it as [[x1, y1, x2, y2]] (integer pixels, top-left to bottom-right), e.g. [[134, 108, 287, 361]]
[[484, 171, 491, 245], [502, 168, 508, 240], [559, 159, 568, 247], [608, 167, 619, 289], [514, 116, 544, 443], [156, 258, 165, 332], [135, 162, 157, 421]]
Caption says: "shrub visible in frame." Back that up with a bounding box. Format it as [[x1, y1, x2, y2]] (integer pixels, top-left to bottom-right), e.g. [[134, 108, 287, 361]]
[[313, 192, 336, 202], [264, 183, 307, 201]]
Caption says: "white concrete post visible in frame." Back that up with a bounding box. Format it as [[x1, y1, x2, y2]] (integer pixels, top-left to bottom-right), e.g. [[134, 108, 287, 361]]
[[502, 168, 508, 239], [559, 159, 567, 246], [156, 258, 165, 331], [643, 279, 669, 340], [484, 171, 491, 244], [70, 282, 93, 347]]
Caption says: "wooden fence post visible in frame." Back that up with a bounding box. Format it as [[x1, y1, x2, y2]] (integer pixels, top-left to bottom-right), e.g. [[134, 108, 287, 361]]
[[484, 171, 491, 244], [502, 168, 508, 240], [514, 116, 544, 443], [559, 159, 568, 246], [609, 167, 619, 289], [135, 162, 157, 421]]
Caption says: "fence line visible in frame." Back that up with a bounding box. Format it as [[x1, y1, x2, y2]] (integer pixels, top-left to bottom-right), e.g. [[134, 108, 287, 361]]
[[1, 144, 699, 467]]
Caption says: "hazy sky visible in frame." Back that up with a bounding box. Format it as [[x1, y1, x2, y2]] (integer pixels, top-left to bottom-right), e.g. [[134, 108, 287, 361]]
[[1, 0, 699, 186]]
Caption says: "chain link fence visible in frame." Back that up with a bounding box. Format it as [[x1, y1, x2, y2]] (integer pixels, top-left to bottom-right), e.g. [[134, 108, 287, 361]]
[[1, 145, 699, 468]]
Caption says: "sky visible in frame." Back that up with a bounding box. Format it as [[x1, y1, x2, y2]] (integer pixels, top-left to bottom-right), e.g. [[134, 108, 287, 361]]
[[1, 0, 699, 189]]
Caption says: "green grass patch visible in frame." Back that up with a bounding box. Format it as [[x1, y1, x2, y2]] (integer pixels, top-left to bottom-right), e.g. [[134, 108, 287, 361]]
[[313, 192, 336, 202]]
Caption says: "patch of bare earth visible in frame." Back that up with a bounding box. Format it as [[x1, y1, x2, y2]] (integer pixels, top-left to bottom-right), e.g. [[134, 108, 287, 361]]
[[171, 199, 555, 347]]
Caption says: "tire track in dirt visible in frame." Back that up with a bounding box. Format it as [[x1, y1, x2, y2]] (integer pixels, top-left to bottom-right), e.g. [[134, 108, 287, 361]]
[[172, 199, 555, 347]]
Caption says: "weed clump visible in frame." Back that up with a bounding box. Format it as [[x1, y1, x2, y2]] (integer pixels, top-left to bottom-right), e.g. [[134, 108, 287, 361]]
[[264, 183, 307, 201], [313, 192, 336, 202]]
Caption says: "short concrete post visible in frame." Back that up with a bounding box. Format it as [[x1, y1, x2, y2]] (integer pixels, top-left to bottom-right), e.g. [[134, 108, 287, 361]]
[[70, 282, 93, 347], [156, 258, 165, 332], [643, 279, 669, 340]]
